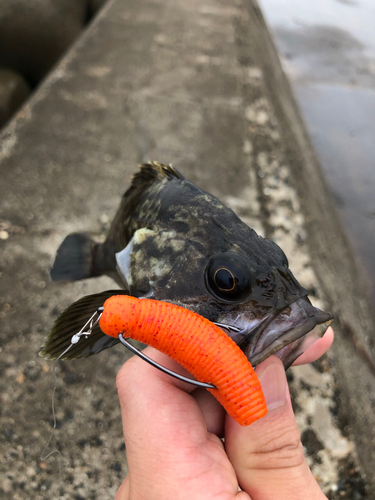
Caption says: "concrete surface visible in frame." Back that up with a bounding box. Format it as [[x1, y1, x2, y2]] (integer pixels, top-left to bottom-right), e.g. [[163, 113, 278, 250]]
[[0, 0, 374, 498], [243, 2, 375, 493]]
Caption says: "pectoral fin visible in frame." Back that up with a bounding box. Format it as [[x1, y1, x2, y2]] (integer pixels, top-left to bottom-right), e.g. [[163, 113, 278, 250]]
[[39, 290, 129, 360]]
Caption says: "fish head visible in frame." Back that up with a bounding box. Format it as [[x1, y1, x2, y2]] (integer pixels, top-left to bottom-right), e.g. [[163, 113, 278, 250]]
[[116, 215, 332, 368]]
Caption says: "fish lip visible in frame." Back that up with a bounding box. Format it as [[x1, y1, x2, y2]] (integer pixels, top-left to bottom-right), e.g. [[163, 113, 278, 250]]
[[231, 298, 333, 367]]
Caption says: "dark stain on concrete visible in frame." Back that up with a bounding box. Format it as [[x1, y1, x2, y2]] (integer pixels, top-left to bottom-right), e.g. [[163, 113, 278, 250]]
[[301, 428, 324, 463]]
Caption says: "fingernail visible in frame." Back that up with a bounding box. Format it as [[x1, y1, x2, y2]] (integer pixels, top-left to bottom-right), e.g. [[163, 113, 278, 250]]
[[258, 361, 287, 411]]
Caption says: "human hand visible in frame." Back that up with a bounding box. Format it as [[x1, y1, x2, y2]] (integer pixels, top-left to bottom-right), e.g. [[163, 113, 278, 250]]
[[115, 327, 334, 500]]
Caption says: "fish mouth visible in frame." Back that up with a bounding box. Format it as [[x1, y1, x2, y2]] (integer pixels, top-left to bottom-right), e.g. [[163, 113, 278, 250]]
[[219, 298, 333, 369]]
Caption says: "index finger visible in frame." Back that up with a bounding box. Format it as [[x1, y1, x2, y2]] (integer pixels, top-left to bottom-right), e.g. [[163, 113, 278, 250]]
[[116, 348, 234, 497]]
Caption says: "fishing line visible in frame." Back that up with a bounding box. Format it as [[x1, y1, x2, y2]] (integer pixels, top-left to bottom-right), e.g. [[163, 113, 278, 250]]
[[40, 309, 103, 474], [40, 343, 73, 476]]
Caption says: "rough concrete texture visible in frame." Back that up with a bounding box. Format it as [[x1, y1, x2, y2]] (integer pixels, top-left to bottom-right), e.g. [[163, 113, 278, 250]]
[[233, 28, 367, 495], [0, 0, 373, 498], [244, 1, 375, 494]]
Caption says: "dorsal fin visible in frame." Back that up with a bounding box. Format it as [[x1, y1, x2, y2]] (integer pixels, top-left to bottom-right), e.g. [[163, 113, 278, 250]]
[[121, 161, 185, 222], [131, 162, 185, 187], [104, 162, 186, 250]]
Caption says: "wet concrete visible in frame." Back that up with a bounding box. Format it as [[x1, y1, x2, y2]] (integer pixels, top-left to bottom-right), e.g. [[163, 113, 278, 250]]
[[258, 0, 375, 303], [294, 84, 375, 299], [243, 0, 375, 493]]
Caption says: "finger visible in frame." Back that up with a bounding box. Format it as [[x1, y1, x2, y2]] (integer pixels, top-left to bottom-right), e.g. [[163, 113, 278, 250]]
[[292, 327, 334, 366], [117, 346, 225, 426], [116, 349, 208, 498], [225, 356, 327, 500], [118, 346, 226, 431], [116, 346, 209, 443], [115, 476, 129, 500], [192, 387, 225, 436], [116, 348, 237, 499]]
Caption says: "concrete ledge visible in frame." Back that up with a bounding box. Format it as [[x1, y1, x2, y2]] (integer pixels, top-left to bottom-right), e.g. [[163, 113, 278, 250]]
[[0, 0, 373, 497], [244, 0, 375, 491]]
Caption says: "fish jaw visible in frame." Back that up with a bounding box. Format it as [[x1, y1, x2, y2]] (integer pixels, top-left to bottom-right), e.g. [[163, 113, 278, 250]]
[[221, 298, 333, 368]]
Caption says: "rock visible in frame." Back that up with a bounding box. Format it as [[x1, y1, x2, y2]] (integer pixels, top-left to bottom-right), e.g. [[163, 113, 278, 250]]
[[0, 68, 31, 129], [0, 0, 87, 86], [89, 0, 108, 15]]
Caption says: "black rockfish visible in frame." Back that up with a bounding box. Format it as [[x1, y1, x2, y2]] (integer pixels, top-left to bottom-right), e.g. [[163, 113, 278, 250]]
[[40, 162, 332, 367]]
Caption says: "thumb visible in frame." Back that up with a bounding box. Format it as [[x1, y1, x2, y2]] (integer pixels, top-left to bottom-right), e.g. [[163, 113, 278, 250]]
[[225, 356, 327, 500]]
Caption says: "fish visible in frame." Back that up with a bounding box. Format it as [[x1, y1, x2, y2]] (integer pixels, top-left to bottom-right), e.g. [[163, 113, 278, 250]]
[[40, 162, 332, 367]]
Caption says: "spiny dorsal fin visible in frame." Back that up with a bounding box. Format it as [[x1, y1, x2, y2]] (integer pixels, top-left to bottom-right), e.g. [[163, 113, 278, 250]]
[[131, 162, 185, 187], [117, 162, 185, 232], [105, 162, 186, 250]]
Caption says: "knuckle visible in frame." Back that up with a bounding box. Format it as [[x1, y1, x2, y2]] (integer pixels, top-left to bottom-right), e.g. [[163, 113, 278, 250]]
[[250, 422, 305, 471]]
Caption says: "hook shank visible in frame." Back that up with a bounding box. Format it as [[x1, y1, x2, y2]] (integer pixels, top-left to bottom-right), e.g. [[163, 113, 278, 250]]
[[118, 334, 216, 390]]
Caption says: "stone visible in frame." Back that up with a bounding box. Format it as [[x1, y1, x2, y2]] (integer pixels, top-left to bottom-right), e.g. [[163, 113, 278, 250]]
[[0, 68, 31, 129], [89, 0, 108, 15], [0, 0, 87, 86]]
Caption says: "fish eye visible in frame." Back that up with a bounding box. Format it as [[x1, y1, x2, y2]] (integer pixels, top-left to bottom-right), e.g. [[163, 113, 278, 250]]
[[205, 252, 252, 303]]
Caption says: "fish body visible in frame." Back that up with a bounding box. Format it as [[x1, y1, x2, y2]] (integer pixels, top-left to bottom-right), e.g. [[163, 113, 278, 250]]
[[41, 162, 332, 367]]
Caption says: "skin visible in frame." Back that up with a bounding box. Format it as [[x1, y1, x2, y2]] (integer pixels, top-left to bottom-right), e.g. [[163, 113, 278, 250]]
[[115, 327, 334, 500]]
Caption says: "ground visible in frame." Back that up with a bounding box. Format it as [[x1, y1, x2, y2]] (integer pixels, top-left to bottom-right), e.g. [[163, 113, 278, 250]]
[[0, 0, 374, 498]]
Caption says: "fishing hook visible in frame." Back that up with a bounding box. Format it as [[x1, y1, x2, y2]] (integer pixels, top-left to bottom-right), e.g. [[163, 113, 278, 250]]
[[213, 322, 241, 333], [70, 307, 104, 345], [118, 333, 217, 390], [69, 311, 241, 390]]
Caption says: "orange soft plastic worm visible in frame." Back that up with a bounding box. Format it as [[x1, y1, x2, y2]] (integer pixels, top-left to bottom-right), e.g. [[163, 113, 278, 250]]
[[99, 295, 267, 425]]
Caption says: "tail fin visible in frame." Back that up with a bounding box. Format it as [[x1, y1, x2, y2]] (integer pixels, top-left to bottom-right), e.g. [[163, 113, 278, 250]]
[[39, 290, 129, 360], [50, 233, 99, 281]]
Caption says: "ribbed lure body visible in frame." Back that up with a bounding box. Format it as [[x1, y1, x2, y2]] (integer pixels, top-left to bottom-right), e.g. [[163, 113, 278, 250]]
[[99, 295, 267, 426]]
